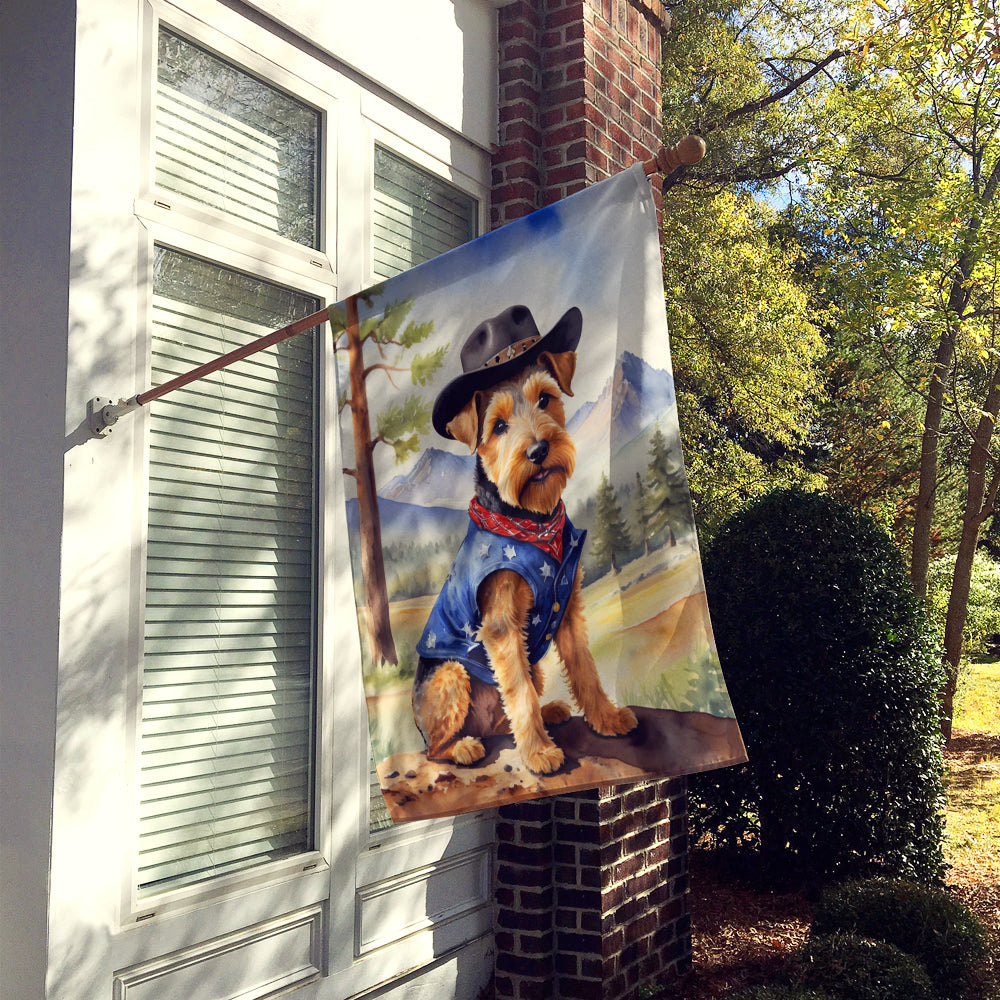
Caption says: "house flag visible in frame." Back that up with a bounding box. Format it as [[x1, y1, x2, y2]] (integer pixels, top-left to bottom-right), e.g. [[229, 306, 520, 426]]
[[331, 164, 746, 823]]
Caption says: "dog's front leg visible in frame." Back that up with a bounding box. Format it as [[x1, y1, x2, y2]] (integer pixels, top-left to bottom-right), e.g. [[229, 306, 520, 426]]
[[556, 569, 638, 736], [478, 570, 565, 775]]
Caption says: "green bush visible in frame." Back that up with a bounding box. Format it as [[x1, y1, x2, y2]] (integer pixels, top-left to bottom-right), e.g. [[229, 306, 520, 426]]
[[812, 878, 988, 998], [791, 933, 934, 1000], [691, 489, 946, 882]]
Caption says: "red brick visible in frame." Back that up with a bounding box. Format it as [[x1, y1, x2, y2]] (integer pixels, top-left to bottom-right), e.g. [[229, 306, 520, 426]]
[[504, 79, 541, 104], [560, 978, 604, 1000], [543, 39, 587, 68]]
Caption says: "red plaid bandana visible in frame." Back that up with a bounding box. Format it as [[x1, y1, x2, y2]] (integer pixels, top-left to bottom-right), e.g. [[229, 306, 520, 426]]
[[469, 498, 566, 562]]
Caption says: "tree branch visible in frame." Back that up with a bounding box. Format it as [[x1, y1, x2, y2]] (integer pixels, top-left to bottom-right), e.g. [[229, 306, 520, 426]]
[[708, 49, 847, 133]]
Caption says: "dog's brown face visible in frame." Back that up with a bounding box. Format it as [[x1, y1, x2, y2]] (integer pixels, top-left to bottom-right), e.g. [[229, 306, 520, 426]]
[[446, 351, 577, 516]]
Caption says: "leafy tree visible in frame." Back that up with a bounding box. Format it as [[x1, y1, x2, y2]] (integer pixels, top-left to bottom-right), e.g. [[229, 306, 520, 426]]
[[662, 190, 827, 534], [661, 0, 853, 196], [591, 472, 632, 574], [331, 291, 444, 665], [799, 0, 1000, 735]]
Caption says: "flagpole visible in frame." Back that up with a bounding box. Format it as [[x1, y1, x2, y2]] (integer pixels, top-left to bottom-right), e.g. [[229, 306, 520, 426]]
[[88, 135, 705, 438], [87, 305, 333, 436]]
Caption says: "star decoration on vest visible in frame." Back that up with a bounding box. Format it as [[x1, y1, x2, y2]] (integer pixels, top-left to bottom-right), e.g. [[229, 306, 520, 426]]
[[425, 631, 437, 650], [478, 542, 491, 559], [504, 544, 517, 560], [540, 563, 553, 579]]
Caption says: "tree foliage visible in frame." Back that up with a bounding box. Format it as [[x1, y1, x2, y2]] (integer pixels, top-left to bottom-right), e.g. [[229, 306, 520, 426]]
[[662, 0, 1000, 736], [663, 186, 826, 535]]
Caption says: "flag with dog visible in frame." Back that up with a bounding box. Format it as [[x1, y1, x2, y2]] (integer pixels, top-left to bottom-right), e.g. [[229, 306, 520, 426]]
[[331, 164, 746, 823]]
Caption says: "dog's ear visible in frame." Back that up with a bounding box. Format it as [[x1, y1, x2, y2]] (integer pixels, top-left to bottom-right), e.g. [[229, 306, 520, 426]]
[[538, 350, 576, 397], [446, 393, 482, 452]]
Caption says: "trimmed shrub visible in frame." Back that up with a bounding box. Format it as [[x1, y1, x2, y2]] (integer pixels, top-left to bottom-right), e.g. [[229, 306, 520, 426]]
[[691, 489, 946, 882], [812, 878, 988, 998], [792, 933, 934, 1000]]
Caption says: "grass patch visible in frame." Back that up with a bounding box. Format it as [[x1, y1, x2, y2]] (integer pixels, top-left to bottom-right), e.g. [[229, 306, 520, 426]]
[[955, 660, 1000, 736], [946, 660, 1000, 869]]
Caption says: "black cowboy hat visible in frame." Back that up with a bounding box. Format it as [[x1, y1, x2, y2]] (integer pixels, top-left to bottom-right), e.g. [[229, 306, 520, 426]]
[[432, 304, 582, 438]]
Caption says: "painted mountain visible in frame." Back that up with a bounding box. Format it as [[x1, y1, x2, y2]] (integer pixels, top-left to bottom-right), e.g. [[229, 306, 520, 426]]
[[381, 447, 475, 509], [359, 352, 680, 542], [567, 350, 675, 451]]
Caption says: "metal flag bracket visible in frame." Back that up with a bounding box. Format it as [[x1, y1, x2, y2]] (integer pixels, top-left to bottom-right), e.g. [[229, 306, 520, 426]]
[[88, 395, 141, 437], [85, 137, 704, 440]]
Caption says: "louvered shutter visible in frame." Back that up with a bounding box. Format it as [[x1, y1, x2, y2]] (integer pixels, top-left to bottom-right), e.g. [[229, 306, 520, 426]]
[[138, 248, 319, 896], [367, 148, 478, 832]]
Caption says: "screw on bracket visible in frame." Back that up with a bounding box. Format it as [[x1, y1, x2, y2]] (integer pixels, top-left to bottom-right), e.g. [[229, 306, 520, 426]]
[[87, 396, 139, 438]]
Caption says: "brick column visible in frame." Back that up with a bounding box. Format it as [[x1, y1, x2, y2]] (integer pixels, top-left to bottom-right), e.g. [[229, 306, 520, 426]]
[[492, 0, 668, 227], [491, 3, 691, 999]]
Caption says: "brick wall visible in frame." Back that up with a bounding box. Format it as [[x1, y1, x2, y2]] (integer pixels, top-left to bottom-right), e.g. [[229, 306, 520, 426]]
[[494, 780, 691, 1000], [490, 8, 689, 996], [492, 0, 668, 229], [492, 0, 691, 1000]]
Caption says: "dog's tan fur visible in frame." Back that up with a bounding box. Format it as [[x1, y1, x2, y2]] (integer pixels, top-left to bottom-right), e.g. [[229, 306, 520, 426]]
[[413, 352, 637, 774]]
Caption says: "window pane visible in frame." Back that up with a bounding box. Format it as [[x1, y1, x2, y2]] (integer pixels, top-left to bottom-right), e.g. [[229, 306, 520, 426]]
[[139, 247, 318, 895], [368, 150, 478, 832], [156, 28, 320, 248], [372, 146, 477, 279]]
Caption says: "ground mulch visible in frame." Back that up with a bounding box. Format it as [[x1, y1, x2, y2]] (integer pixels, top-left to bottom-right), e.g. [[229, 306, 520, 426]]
[[670, 734, 1000, 999]]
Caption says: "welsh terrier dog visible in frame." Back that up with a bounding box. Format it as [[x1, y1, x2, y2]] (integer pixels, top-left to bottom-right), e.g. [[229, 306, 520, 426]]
[[413, 305, 637, 774]]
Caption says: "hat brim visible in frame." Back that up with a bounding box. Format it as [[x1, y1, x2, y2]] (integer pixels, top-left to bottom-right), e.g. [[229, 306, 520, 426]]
[[432, 306, 582, 439]]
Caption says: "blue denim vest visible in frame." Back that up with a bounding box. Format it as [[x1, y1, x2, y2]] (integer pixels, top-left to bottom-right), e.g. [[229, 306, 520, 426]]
[[416, 517, 586, 685]]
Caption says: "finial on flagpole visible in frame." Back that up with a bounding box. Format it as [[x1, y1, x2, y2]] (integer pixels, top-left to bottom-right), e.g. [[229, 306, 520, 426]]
[[643, 135, 706, 176]]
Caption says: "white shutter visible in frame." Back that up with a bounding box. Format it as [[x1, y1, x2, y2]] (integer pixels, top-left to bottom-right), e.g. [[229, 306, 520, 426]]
[[138, 248, 318, 895]]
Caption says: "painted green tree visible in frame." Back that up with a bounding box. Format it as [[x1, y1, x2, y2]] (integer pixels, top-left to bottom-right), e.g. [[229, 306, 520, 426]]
[[591, 472, 632, 575], [331, 291, 445, 666]]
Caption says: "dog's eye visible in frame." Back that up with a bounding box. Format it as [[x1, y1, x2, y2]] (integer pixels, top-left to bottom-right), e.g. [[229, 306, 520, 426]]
[[537, 393, 550, 410], [492, 418, 508, 437]]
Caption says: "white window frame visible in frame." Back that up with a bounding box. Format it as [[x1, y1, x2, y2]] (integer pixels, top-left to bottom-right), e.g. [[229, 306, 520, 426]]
[[113, 1, 497, 991], [123, 0, 340, 931]]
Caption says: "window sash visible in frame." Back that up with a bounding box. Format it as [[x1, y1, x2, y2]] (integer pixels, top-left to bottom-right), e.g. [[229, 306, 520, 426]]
[[372, 146, 477, 280], [138, 247, 319, 896], [155, 27, 320, 248]]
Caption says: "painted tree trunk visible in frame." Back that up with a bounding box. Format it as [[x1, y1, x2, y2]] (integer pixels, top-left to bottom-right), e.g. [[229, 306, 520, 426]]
[[345, 295, 398, 666]]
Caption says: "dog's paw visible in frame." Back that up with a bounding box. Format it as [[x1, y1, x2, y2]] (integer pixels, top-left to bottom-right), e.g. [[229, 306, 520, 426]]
[[525, 742, 564, 775], [588, 704, 638, 737], [450, 736, 486, 765], [541, 700, 572, 725]]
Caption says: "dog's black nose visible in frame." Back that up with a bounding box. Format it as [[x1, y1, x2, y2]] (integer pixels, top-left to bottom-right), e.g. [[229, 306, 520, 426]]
[[526, 440, 549, 465]]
